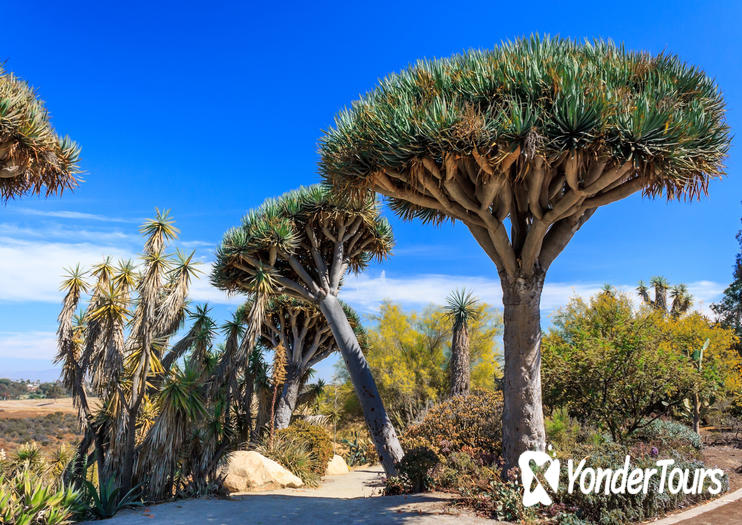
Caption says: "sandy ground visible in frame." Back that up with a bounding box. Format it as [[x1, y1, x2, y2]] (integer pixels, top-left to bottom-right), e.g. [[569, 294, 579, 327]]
[[80, 466, 503, 525], [0, 397, 99, 418]]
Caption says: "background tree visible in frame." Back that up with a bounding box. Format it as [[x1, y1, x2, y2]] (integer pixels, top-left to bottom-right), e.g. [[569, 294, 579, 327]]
[[319, 36, 729, 468], [258, 296, 362, 429], [0, 66, 79, 200], [637, 276, 693, 317], [542, 289, 697, 441], [340, 301, 501, 428], [712, 223, 742, 357], [212, 185, 404, 474], [445, 289, 481, 396]]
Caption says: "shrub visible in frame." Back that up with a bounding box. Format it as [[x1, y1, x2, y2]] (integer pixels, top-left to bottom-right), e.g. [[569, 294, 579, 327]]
[[276, 421, 333, 476], [257, 433, 320, 487], [433, 451, 480, 489], [0, 466, 81, 524], [456, 468, 535, 522], [402, 390, 503, 461], [632, 419, 702, 454], [395, 447, 439, 493], [546, 408, 582, 456]]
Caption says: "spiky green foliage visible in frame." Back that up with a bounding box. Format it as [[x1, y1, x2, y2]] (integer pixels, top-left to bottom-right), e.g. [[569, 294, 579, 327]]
[[320, 35, 728, 206], [444, 289, 481, 326], [637, 276, 693, 317], [54, 211, 231, 505], [0, 66, 80, 200], [212, 184, 393, 299]]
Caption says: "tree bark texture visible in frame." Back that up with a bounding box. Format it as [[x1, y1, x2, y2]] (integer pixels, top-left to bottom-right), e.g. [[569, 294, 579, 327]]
[[501, 274, 547, 473], [319, 294, 404, 475], [450, 319, 471, 396]]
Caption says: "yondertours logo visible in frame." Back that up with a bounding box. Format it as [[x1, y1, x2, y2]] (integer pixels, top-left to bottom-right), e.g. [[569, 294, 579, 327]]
[[519, 447, 725, 507]]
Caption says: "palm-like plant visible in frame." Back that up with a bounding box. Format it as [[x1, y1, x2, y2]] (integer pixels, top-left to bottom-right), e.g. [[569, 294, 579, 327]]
[[56, 210, 208, 499], [212, 184, 404, 474], [0, 66, 80, 200], [637, 276, 693, 317], [444, 289, 481, 397], [319, 36, 729, 469]]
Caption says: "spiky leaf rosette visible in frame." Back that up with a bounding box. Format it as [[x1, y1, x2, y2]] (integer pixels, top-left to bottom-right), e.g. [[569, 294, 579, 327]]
[[212, 184, 393, 300], [0, 66, 80, 200], [319, 36, 729, 278]]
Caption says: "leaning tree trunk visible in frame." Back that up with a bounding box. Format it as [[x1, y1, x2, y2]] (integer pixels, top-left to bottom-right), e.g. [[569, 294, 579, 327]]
[[319, 294, 404, 475], [450, 320, 471, 397], [501, 274, 546, 474], [274, 363, 302, 430]]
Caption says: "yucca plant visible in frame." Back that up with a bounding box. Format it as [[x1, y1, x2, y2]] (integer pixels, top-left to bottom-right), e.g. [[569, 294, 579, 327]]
[[319, 35, 730, 470], [444, 289, 481, 397], [637, 276, 693, 317], [0, 66, 80, 201], [212, 184, 404, 474], [56, 210, 206, 500]]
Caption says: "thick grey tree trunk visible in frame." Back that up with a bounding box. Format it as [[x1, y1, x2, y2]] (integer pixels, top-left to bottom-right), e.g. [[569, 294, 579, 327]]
[[274, 363, 302, 429], [501, 274, 546, 474], [318, 294, 404, 475], [450, 320, 470, 396]]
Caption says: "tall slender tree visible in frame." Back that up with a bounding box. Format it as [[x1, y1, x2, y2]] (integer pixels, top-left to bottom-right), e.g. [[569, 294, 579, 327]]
[[712, 224, 742, 357], [319, 36, 729, 469], [213, 185, 404, 474], [444, 289, 481, 397]]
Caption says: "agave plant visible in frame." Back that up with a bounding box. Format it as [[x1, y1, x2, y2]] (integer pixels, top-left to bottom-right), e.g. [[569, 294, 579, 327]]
[[212, 184, 404, 474], [0, 66, 80, 201], [319, 35, 729, 469], [444, 289, 481, 397]]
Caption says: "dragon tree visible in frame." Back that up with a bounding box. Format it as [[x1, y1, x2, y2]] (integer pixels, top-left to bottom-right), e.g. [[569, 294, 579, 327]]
[[260, 295, 363, 429], [212, 185, 404, 474], [0, 66, 79, 200], [319, 36, 729, 469]]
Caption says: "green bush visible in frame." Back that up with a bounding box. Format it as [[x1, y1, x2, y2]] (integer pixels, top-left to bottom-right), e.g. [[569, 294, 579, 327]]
[[402, 390, 503, 461], [0, 466, 81, 525], [276, 421, 333, 476], [632, 419, 702, 453], [258, 433, 320, 487], [394, 447, 439, 493]]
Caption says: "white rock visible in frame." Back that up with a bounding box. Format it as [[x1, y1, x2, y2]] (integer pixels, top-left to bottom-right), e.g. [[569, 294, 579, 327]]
[[220, 450, 304, 492], [325, 454, 350, 475]]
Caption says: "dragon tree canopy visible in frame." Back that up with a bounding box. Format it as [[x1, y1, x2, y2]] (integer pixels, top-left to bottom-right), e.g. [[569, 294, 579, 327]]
[[319, 35, 729, 279], [212, 184, 393, 300], [0, 66, 80, 200]]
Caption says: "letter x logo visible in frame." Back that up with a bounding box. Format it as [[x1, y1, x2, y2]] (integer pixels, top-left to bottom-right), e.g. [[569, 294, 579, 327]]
[[519, 450, 560, 507]]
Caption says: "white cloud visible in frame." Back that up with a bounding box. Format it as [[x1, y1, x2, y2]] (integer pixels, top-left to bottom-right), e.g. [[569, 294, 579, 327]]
[[0, 331, 57, 361], [13, 208, 135, 223], [341, 272, 725, 316]]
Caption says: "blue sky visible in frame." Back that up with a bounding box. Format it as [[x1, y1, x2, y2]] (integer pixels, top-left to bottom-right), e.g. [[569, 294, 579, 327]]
[[0, 1, 740, 381]]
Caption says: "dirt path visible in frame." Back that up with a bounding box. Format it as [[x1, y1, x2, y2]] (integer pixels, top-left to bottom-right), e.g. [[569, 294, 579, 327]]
[[81, 466, 502, 525]]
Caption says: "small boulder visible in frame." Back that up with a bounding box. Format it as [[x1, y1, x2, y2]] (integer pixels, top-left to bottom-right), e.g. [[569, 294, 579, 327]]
[[220, 450, 303, 492], [325, 454, 350, 475]]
